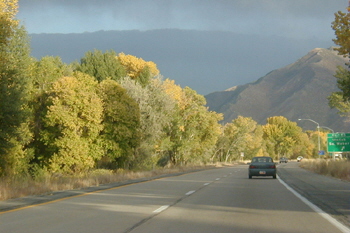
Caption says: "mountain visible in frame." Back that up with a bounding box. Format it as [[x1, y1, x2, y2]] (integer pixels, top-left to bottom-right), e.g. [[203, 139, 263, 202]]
[[205, 48, 349, 132], [28, 29, 332, 95]]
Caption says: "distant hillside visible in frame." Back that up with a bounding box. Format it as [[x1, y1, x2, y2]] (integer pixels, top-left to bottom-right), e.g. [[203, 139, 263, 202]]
[[28, 29, 332, 95], [205, 48, 349, 132]]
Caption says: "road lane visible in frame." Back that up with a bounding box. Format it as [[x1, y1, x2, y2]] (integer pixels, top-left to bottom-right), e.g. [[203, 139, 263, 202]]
[[129, 165, 346, 233], [0, 167, 235, 233], [0, 165, 348, 233]]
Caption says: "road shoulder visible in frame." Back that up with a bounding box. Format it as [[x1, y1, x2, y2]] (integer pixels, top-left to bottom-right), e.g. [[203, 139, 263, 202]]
[[277, 161, 350, 230]]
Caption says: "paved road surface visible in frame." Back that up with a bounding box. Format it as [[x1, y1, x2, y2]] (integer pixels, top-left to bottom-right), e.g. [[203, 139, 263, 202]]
[[0, 162, 349, 233], [277, 161, 350, 229]]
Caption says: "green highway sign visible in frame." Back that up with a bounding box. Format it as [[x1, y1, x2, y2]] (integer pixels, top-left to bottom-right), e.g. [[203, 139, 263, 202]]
[[327, 133, 350, 152]]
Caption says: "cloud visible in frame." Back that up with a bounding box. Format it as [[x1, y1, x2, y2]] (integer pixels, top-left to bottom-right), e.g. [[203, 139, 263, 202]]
[[18, 0, 348, 40]]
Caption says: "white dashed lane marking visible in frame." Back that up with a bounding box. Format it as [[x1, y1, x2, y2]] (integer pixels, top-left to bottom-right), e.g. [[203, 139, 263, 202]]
[[186, 190, 196, 196], [153, 205, 169, 213]]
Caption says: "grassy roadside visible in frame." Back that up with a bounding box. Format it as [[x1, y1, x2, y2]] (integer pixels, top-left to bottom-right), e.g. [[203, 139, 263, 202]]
[[299, 159, 350, 181], [0, 164, 223, 201]]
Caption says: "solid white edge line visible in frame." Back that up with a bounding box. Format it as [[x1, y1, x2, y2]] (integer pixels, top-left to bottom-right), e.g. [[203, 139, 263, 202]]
[[277, 175, 350, 233], [153, 205, 169, 213]]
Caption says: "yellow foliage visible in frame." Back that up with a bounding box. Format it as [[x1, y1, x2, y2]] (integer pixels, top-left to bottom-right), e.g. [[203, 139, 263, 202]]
[[0, 0, 18, 45], [162, 79, 187, 110], [0, 0, 18, 19], [117, 52, 159, 79]]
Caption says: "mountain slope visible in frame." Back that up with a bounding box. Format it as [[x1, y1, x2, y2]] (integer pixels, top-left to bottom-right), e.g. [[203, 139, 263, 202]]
[[205, 48, 349, 132]]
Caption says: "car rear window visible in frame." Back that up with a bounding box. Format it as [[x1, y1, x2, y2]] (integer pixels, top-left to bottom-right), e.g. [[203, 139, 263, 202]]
[[252, 157, 272, 163]]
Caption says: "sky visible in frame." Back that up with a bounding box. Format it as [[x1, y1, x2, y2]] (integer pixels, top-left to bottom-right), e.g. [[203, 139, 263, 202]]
[[16, 0, 349, 94], [17, 0, 348, 39]]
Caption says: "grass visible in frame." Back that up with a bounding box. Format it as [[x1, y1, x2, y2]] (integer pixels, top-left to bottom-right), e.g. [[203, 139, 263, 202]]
[[0, 165, 218, 201], [299, 159, 350, 181], [3, 160, 347, 202]]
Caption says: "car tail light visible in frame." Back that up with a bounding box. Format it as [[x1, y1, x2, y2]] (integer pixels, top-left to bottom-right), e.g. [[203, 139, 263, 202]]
[[269, 164, 276, 169], [249, 165, 256, 169]]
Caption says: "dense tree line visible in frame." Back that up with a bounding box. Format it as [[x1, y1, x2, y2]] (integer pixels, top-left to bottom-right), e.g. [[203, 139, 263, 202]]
[[0, 1, 328, 177]]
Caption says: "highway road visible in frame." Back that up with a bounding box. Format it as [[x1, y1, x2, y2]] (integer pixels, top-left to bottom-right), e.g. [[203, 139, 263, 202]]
[[0, 162, 349, 233]]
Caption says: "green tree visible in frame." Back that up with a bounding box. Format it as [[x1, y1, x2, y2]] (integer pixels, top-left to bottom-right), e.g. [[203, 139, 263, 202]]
[[292, 131, 313, 159], [218, 116, 262, 162], [0, 0, 32, 176], [162, 81, 222, 165], [332, 10, 350, 59], [328, 9, 350, 116], [28, 56, 71, 168], [175, 90, 222, 164], [328, 66, 350, 118], [97, 79, 141, 169], [262, 116, 304, 160], [41, 72, 104, 174], [120, 76, 176, 169], [31, 56, 72, 90], [77, 49, 126, 82]]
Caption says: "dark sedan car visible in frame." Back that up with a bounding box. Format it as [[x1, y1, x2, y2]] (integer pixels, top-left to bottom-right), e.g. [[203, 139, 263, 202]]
[[279, 157, 288, 163], [248, 156, 276, 179]]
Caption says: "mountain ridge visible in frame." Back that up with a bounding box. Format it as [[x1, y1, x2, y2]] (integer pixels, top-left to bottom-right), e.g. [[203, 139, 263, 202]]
[[205, 47, 349, 132]]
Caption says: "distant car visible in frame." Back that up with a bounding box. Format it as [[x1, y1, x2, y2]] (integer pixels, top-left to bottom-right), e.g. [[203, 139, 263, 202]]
[[297, 156, 303, 162], [248, 156, 276, 179], [279, 157, 288, 163]]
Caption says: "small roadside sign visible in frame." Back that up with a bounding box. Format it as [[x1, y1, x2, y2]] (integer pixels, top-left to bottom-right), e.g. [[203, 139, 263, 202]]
[[327, 133, 350, 152]]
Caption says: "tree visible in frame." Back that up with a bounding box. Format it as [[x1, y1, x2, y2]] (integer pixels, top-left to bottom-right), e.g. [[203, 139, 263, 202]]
[[97, 79, 141, 169], [162, 79, 222, 165], [0, 0, 18, 46], [262, 116, 304, 160], [332, 10, 350, 59], [28, 56, 71, 168], [117, 53, 159, 86], [328, 9, 350, 116], [292, 131, 313, 159], [218, 116, 262, 162], [77, 49, 126, 82], [328, 66, 350, 118], [119, 76, 176, 169], [41, 72, 104, 174], [328, 90, 350, 116], [0, 0, 32, 176]]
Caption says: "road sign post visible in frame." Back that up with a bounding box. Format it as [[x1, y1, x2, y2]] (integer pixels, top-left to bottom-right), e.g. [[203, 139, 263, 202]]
[[327, 133, 350, 152]]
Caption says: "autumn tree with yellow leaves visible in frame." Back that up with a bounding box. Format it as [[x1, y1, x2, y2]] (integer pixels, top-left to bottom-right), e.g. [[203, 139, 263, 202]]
[[0, 0, 18, 45], [262, 116, 309, 160], [117, 53, 159, 86], [216, 116, 264, 162], [162, 79, 222, 165]]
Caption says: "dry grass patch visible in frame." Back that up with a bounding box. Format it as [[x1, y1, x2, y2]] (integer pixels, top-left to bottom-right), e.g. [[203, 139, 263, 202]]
[[299, 159, 350, 181], [0, 165, 217, 201]]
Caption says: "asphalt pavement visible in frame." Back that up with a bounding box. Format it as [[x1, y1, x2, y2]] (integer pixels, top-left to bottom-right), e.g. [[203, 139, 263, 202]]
[[277, 161, 350, 229], [0, 161, 349, 230]]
